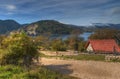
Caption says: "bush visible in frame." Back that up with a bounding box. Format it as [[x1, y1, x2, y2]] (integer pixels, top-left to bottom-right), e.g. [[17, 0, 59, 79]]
[[0, 32, 39, 67], [51, 39, 67, 51]]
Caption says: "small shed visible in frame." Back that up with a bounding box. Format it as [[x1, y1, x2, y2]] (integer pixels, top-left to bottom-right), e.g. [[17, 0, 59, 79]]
[[85, 39, 120, 54]]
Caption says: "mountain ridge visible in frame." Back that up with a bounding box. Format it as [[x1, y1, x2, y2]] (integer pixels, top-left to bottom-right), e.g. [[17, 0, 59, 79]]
[[22, 20, 83, 36], [0, 19, 21, 34], [0, 19, 120, 35]]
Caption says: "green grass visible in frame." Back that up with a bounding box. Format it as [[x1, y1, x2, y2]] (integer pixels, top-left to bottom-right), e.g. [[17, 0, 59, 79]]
[[40, 52, 120, 62], [0, 65, 78, 79], [40, 53, 106, 61], [60, 54, 105, 61], [109, 57, 120, 62]]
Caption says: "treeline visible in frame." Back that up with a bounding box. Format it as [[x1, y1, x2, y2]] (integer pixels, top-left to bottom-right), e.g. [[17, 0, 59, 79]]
[[89, 29, 120, 39], [34, 34, 86, 52]]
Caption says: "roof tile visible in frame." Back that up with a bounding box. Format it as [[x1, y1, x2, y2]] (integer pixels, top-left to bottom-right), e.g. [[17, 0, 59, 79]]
[[88, 39, 120, 53]]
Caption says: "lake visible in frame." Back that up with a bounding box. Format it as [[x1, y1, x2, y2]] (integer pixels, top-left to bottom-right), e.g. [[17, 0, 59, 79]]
[[79, 32, 93, 41], [50, 32, 92, 41]]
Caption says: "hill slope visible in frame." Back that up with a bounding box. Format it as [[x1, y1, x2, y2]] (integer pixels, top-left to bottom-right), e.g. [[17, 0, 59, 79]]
[[0, 19, 119, 35], [0, 20, 21, 34], [23, 20, 83, 36]]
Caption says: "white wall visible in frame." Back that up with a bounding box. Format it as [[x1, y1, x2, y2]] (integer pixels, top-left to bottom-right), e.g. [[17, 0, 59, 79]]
[[86, 43, 93, 52]]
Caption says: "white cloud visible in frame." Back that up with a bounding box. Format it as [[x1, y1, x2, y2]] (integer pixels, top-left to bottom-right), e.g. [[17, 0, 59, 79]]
[[5, 4, 16, 11], [0, 4, 17, 11], [0, 4, 17, 15]]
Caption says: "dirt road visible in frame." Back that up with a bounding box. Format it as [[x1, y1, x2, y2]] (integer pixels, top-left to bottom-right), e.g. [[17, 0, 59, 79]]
[[40, 58, 120, 79]]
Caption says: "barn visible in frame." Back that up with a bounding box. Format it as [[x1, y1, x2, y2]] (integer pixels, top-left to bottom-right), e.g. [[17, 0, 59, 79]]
[[85, 39, 120, 54]]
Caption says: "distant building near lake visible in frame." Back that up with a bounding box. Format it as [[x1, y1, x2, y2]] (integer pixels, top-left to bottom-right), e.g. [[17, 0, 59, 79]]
[[85, 39, 120, 54]]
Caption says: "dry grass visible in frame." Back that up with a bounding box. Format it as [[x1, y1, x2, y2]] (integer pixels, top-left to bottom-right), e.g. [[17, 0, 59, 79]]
[[41, 58, 120, 79]]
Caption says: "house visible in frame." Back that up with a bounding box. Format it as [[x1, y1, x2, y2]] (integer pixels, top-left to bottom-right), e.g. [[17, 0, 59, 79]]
[[85, 39, 120, 54]]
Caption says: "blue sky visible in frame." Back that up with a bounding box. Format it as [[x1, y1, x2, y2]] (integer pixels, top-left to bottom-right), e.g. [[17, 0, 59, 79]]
[[0, 0, 120, 25]]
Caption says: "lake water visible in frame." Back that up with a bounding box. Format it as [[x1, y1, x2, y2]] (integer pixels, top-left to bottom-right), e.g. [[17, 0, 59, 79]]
[[79, 32, 93, 41], [50, 32, 92, 41]]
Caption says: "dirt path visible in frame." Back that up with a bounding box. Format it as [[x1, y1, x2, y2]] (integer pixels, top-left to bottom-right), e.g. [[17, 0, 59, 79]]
[[40, 58, 120, 79]]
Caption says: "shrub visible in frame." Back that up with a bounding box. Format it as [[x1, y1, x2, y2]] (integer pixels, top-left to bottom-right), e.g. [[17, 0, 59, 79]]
[[0, 32, 39, 67]]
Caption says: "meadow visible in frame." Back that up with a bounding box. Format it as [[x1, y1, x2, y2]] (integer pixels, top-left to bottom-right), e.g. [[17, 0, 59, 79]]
[[0, 65, 78, 79]]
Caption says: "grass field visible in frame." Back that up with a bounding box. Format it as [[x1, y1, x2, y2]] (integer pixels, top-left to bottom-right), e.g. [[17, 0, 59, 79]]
[[60, 54, 105, 61], [0, 65, 78, 79], [40, 53, 105, 61], [40, 52, 120, 62]]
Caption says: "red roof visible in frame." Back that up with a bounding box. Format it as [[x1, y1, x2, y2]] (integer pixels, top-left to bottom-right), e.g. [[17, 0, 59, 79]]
[[86, 39, 120, 53]]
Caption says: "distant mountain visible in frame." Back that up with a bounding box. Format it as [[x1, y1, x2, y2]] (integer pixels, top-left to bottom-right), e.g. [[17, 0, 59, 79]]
[[21, 24, 29, 27], [0, 20, 21, 34], [92, 23, 120, 29], [22, 20, 84, 36], [0, 19, 119, 35], [80, 23, 120, 32]]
